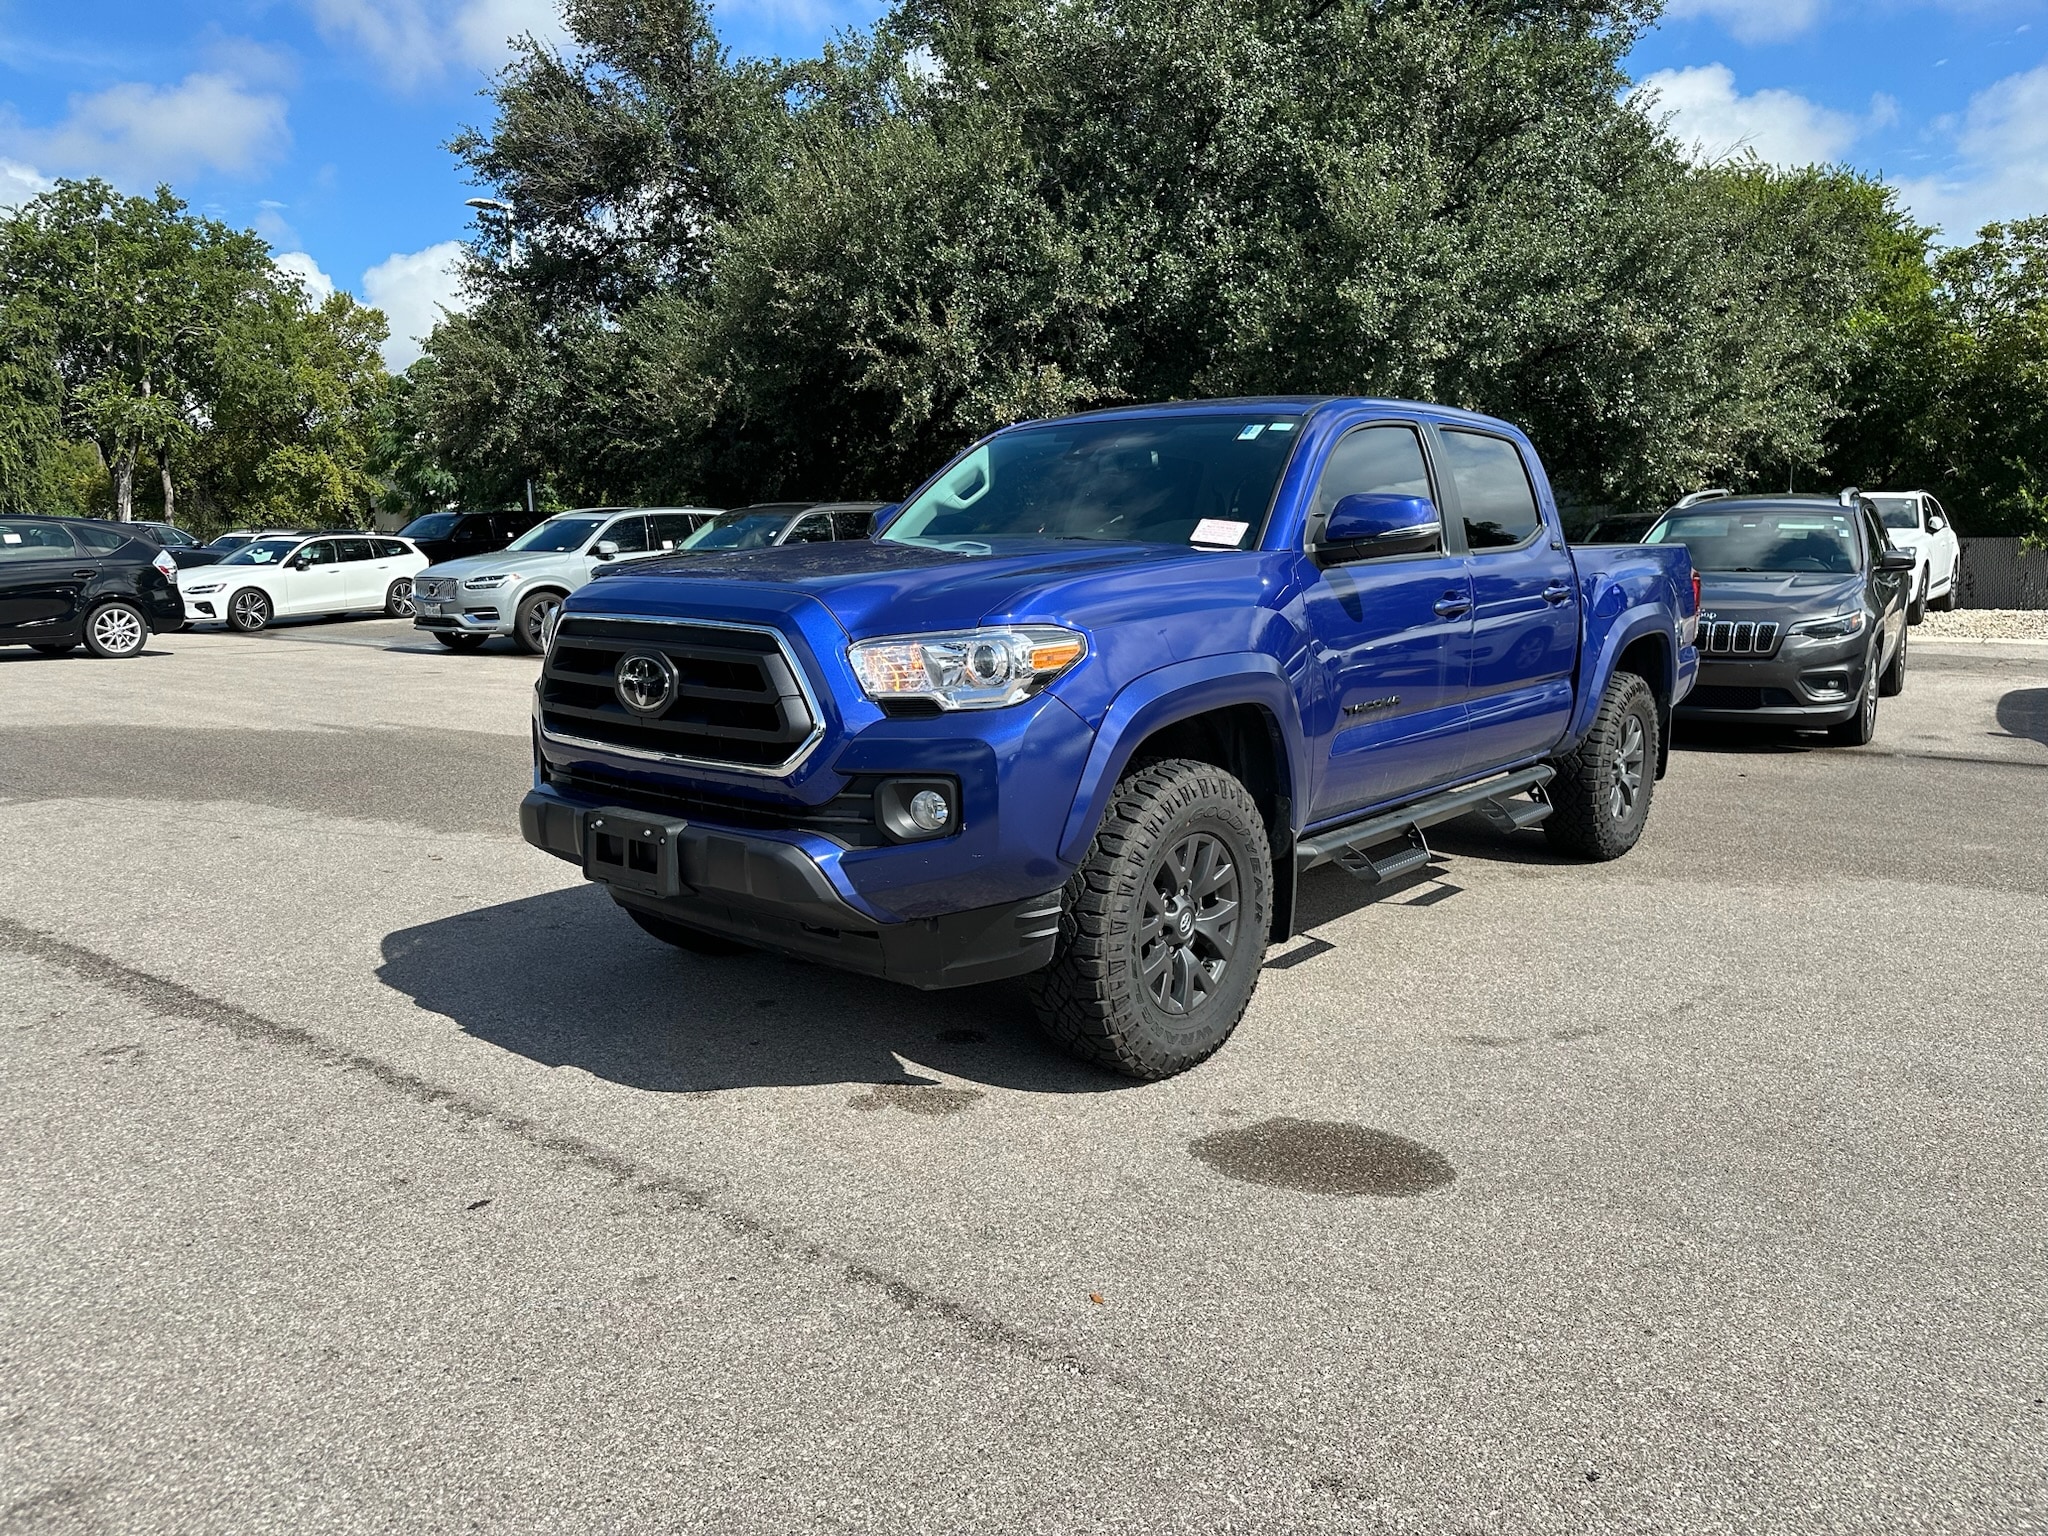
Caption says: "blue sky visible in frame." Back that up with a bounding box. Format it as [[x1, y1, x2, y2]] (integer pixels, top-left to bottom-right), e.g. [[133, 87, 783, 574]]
[[4, 0, 2044, 368]]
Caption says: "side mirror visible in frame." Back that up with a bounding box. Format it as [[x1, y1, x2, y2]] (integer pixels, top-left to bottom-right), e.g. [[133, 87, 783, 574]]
[[1879, 547, 1917, 572], [1318, 494, 1441, 563], [593, 540, 619, 560], [1928, 515, 1946, 532]]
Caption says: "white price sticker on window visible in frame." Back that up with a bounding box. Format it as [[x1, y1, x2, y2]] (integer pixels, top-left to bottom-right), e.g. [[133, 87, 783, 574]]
[[1191, 519, 1248, 548], [1, 532, 20, 544]]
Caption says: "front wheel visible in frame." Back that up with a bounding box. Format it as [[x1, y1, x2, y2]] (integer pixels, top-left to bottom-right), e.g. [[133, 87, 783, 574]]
[[1908, 573, 1928, 625], [1029, 758, 1271, 1081], [1879, 620, 1908, 697], [227, 587, 271, 633], [384, 578, 415, 618], [83, 601, 149, 658], [1543, 671, 1658, 860], [1827, 652, 1880, 746], [514, 589, 563, 655]]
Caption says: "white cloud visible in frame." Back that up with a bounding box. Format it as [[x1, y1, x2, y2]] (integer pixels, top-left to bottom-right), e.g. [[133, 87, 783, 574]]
[[1665, 0, 1829, 44], [0, 71, 289, 186], [0, 156, 51, 210], [275, 250, 337, 304], [299, 0, 569, 89], [1897, 59, 2048, 241], [1633, 64, 1861, 167], [363, 240, 470, 369]]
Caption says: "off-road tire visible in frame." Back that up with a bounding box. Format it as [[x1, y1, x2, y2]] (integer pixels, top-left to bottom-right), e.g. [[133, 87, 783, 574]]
[[1908, 574, 1928, 626], [514, 588, 565, 655], [1827, 650, 1880, 746], [1879, 620, 1908, 696], [1543, 671, 1658, 861], [384, 578, 415, 618], [227, 587, 271, 633], [625, 906, 754, 957], [433, 631, 487, 651], [82, 601, 149, 658], [1028, 758, 1271, 1081]]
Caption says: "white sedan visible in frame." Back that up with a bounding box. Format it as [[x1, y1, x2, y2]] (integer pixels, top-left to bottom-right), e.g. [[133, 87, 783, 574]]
[[1865, 490, 1961, 622], [179, 533, 429, 632]]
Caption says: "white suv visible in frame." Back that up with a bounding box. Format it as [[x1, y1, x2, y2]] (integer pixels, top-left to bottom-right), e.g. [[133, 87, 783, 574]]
[[179, 533, 428, 631], [412, 507, 721, 654], [1862, 491, 1961, 622]]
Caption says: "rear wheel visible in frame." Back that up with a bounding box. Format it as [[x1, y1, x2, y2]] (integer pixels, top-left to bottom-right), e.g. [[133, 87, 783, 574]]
[[625, 907, 754, 957], [1029, 758, 1271, 1081], [82, 601, 149, 658], [384, 578, 415, 618], [1933, 559, 1960, 611], [1543, 671, 1657, 861], [1828, 651, 1880, 746], [514, 589, 564, 655], [227, 587, 271, 633], [433, 631, 487, 651], [1879, 620, 1908, 696]]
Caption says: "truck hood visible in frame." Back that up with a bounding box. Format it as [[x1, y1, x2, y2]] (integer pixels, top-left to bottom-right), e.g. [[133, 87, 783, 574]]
[[419, 549, 580, 581], [1696, 570, 1864, 618], [581, 538, 1255, 639]]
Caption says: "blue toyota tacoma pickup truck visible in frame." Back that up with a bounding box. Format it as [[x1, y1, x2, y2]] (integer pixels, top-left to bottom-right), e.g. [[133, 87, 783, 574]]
[[520, 398, 1699, 1078]]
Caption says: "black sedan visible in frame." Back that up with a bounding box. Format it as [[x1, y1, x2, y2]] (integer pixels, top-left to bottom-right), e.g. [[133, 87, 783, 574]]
[[0, 516, 184, 657], [1645, 495, 1914, 745]]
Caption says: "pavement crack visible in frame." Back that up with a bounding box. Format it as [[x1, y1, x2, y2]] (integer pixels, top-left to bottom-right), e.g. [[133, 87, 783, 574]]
[[0, 914, 1240, 1435]]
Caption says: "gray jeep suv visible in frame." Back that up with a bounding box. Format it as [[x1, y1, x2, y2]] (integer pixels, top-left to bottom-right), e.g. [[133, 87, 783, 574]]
[[412, 507, 721, 653]]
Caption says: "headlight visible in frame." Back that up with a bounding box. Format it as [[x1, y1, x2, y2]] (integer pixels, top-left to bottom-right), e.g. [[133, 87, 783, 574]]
[[1788, 610, 1867, 640], [184, 582, 224, 594], [463, 574, 517, 590], [848, 626, 1087, 710]]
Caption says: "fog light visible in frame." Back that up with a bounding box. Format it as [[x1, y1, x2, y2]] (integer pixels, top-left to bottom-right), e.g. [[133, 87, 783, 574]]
[[909, 789, 951, 831]]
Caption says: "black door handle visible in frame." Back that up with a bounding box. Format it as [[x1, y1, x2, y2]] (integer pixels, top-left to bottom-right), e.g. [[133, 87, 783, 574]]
[[72, 569, 97, 579]]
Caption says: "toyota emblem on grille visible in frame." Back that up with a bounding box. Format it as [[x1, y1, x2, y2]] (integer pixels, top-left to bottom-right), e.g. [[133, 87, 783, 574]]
[[614, 652, 678, 717]]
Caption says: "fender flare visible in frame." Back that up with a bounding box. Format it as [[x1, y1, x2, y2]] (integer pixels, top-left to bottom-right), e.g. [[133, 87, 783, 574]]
[[1563, 602, 1679, 754], [1056, 653, 1311, 868]]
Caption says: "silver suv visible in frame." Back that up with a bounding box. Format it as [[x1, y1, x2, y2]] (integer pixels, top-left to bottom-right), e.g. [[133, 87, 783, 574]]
[[412, 507, 720, 653]]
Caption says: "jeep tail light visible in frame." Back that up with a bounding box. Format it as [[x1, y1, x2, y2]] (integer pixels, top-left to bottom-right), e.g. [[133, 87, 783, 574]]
[[1691, 570, 1701, 614]]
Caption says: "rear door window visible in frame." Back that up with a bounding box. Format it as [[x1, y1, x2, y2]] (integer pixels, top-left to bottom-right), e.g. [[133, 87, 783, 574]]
[[453, 515, 495, 544], [1439, 431, 1543, 550], [338, 538, 376, 562], [648, 513, 704, 550]]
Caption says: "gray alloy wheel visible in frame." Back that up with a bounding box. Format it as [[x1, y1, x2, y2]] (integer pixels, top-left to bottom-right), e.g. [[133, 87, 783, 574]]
[[1136, 829, 1243, 1018], [1829, 652, 1879, 746], [228, 587, 271, 633], [1608, 711, 1647, 822], [514, 589, 564, 655], [384, 578, 415, 618], [83, 602, 148, 658]]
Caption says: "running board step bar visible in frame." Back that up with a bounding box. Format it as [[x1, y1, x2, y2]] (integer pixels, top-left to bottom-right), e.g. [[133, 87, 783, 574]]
[[1296, 766, 1556, 883]]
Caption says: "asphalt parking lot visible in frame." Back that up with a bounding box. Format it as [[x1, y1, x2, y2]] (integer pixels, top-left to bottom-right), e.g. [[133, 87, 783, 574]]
[[3, 619, 2044, 1534]]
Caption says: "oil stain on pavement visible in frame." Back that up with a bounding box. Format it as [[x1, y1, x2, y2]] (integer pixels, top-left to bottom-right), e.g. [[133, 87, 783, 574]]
[[1190, 1118, 1454, 1197], [848, 1079, 985, 1115]]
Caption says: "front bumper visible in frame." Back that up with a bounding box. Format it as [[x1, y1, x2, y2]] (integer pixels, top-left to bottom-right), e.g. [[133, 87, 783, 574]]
[[520, 785, 1062, 990], [413, 597, 513, 635], [1675, 634, 1868, 725]]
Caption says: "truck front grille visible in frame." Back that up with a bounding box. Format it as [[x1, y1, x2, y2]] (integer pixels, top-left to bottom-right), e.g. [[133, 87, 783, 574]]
[[1698, 620, 1779, 657], [539, 615, 822, 774]]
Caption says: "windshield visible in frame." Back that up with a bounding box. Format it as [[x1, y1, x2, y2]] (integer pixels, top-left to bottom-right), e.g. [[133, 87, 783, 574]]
[[883, 414, 1303, 552], [507, 517, 603, 553], [218, 537, 301, 567], [683, 511, 795, 551], [401, 513, 460, 539], [1646, 510, 1861, 574], [1867, 495, 1920, 531]]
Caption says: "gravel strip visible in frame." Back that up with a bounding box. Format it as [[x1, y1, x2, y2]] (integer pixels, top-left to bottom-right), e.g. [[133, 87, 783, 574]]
[[1918, 608, 2048, 642]]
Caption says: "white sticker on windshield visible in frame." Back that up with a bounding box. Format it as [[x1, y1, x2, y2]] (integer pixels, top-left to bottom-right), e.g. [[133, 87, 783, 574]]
[[1237, 424, 1264, 440], [1192, 519, 1249, 547], [1, 533, 19, 544], [1268, 421, 1295, 432]]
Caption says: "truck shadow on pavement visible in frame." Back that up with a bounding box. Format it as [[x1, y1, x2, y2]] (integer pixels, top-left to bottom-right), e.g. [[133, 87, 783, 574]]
[[1995, 687, 2048, 747], [377, 884, 1130, 1097]]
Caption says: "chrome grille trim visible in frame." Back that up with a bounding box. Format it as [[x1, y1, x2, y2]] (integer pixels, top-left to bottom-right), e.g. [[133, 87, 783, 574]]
[[416, 576, 457, 601], [1698, 620, 1780, 657], [537, 612, 827, 778]]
